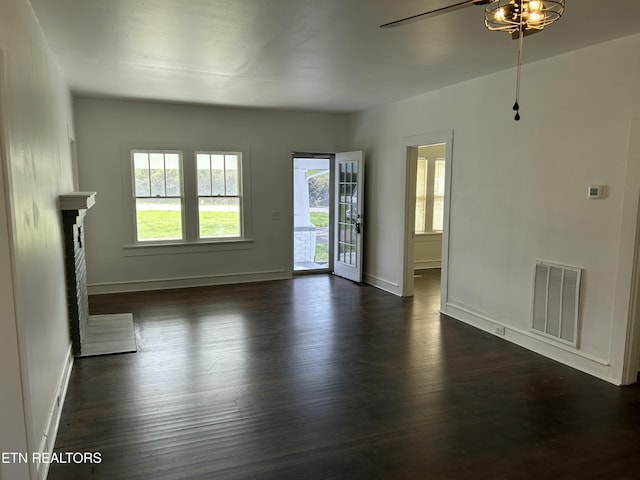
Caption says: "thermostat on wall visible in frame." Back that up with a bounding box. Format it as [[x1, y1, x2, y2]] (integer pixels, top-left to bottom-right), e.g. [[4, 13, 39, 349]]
[[587, 185, 605, 199]]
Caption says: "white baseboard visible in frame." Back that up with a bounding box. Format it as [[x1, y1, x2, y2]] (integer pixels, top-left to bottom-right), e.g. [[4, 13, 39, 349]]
[[444, 302, 621, 385], [88, 269, 289, 294], [36, 345, 73, 480], [363, 273, 401, 296]]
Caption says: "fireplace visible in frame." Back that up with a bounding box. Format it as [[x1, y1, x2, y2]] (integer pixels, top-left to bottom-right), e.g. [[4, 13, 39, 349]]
[[60, 192, 96, 356]]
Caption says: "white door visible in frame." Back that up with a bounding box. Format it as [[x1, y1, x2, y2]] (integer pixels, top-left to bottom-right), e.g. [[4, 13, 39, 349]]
[[333, 151, 364, 283]]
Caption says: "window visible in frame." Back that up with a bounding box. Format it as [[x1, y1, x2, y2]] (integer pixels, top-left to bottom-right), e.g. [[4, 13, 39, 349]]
[[133, 151, 183, 242], [415, 156, 446, 234], [432, 158, 445, 232], [196, 152, 242, 239], [131, 149, 247, 245]]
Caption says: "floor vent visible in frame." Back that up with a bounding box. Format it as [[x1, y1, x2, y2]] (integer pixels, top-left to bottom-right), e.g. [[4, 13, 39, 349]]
[[531, 261, 581, 347]]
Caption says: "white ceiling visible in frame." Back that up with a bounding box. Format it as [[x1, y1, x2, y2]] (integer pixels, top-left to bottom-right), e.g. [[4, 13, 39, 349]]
[[29, 0, 640, 113]]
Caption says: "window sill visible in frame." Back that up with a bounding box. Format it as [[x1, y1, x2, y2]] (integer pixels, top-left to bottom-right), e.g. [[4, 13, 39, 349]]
[[415, 232, 443, 237], [123, 238, 254, 257]]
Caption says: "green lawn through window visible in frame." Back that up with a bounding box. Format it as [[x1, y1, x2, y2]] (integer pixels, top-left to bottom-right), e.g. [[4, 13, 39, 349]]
[[136, 210, 240, 240], [310, 212, 328, 227], [137, 210, 328, 243]]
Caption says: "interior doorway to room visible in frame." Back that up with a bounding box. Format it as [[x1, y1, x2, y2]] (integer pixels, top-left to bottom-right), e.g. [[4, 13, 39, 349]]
[[414, 143, 446, 272], [402, 133, 452, 307], [293, 155, 332, 272]]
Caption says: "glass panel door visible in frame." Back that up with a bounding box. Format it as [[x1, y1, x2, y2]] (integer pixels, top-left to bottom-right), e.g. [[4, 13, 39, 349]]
[[333, 151, 364, 283]]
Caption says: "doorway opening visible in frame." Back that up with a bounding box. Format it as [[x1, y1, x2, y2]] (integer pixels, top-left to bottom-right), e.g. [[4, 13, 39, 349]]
[[293, 155, 332, 272], [402, 132, 453, 309], [414, 143, 446, 268]]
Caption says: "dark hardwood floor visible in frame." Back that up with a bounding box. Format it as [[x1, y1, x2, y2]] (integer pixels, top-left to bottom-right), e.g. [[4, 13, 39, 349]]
[[49, 271, 640, 479]]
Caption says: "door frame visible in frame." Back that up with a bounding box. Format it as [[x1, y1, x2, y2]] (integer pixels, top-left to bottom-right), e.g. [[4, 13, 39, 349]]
[[401, 131, 453, 311], [617, 116, 640, 385], [291, 152, 334, 275], [622, 193, 640, 382]]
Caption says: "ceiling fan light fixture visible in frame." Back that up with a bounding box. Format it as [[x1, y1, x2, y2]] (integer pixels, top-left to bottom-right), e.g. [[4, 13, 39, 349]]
[[529, 11, 543, 24], [485, 0, 564, 33], [529, 0, 542, 11], [380, 0, 566, 122]]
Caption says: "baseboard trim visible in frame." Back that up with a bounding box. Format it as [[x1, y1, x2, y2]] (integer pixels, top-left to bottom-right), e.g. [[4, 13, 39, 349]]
[[444, 302, 619, 385], [36, 345, 73, 480], [88, 269, 290, 294], [363, 273, 401, 296]]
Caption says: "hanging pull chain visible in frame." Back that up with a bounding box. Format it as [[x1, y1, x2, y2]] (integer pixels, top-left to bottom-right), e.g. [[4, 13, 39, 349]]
[[513, 4, 524, 121]]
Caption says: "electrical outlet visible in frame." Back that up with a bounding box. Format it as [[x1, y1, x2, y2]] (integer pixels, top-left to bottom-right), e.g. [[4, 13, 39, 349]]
[[495, 325, 506, 336]]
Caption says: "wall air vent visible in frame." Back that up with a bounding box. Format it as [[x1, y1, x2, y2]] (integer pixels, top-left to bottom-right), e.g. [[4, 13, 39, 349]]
[[531, 261, 581, 348]]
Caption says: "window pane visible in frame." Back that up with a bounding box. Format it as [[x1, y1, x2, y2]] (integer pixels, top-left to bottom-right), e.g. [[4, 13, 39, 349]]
[[415, 158, 427, 234], [342, 183, 350, 203], [432, 159, 446, 232], [133, 153, 150, 197], [199, 197, 240, 238], [197, 154, 211, 196], [434, 159, 446, 196], [135, 198, 183, 241], [165, 154, 181, 196], [149, 153, 165, 197], [432, 197, 444, 232], [339, 203, 347, 223], [211, 154, 225, 195], [225, 154, 239, 196]]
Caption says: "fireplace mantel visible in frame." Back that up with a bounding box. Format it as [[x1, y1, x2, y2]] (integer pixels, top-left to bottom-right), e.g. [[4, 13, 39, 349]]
[[59, 191, 96, 211]]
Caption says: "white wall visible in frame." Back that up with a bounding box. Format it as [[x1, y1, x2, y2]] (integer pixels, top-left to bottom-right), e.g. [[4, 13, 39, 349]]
[[347, 34, 640, 385], [0, 0, 76, 478], [415, 234, 442, 269], [74, 98, 347, 293]]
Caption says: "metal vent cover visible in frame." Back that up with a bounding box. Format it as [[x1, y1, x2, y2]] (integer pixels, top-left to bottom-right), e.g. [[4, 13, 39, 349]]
[[531, 261, 581, 347]]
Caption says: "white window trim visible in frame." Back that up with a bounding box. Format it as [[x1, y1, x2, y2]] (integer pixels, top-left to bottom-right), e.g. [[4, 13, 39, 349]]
[[195, 150, 244, 241], [126, 146, 252, 251], [131, 149, 185, 244]]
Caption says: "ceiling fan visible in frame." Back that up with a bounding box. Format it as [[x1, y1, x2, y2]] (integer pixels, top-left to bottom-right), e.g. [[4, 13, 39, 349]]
[[381, 1, 566, 121], [380, 0, 493, 29]]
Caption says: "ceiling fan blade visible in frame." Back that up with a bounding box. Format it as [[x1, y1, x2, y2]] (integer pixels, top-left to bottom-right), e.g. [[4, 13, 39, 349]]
[[380, 0, 490, 28]]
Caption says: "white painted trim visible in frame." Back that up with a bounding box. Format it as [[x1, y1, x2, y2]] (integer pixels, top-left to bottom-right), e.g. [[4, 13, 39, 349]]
[[363, 273, 401, 296], [444, 302, 620, 384], [402, 145, 419, 298], [414, 260, 441, 270], [619, 190, 640, 383], [88, 269, 289, 294], [611, 117, 640, 385], [36, 345, 73, 480], [401, 130, 453, 306], [122, 238, 254, 256], [290, 152, 336, 276]]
